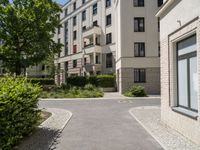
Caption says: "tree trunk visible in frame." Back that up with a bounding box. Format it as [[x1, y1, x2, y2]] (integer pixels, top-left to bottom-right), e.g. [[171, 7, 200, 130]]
[[15, 60, 21, 76]]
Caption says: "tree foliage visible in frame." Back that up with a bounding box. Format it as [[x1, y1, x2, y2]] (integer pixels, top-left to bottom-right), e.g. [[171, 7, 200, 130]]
[[0, 0, 62, 75]]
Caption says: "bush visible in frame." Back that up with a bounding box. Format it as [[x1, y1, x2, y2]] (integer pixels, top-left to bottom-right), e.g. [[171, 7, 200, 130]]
[[0, 76, 42, 149], [84, 84, 95, 91], [124, 85, 147, 97], [66, 76, 87, 87], [97, 75, 115, 88], [28, 78, 55, 85], [88, 76, 98, 86]]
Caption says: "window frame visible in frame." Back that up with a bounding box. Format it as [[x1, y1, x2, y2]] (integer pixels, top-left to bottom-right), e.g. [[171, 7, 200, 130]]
[[106, 33, 112, 44], [134, 68, 146, 83], [106, 14, 112, 26], [133, 0, 144, 7], [134, 42, 145, 57], [82, 10, 86, 21], [134, 17, 145, 32], [176, 35, 198, 112], [105, 0, 111, 8], [73, 60, 77, 68], [93, 3, 98, 15], [106, 53, 113, 68]]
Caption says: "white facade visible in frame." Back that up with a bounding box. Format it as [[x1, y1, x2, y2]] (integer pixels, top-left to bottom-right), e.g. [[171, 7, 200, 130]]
[[157, 0, 200, 145], [55, 0, 162, 94]]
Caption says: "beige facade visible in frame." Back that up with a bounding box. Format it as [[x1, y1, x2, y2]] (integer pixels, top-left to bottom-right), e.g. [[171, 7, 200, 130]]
[[55, 0, 161, 94], [157, 0, 200, 145]]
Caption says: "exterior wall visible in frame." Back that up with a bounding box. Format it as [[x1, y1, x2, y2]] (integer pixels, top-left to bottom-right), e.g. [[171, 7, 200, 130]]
[[115, 0, 161, 94], [159, 0, 200, 145], [119, 67, 160, 94], [55, 0, 161, 91], [55, 0, 116, 84]]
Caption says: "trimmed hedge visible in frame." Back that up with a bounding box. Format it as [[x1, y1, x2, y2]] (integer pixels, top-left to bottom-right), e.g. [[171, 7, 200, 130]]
[[97, 75, 115, 88], [28, 78, 55, 85], [66, 76, 88, 87], [65, 75, 115, 88], [0, 76, 42, 149]]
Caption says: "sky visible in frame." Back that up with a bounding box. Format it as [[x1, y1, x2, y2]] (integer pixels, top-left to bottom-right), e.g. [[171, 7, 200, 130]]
[[54, 0, 68, 5]]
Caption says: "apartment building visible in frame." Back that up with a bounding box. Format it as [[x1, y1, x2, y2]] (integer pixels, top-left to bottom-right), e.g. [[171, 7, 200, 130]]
[[55, 0, 162, 94], [156, 0, 200, 145]]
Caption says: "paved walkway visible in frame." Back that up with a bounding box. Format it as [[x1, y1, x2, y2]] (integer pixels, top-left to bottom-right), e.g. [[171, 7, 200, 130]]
[[39, 98, 163, 150], [130, 106, 200, 150]]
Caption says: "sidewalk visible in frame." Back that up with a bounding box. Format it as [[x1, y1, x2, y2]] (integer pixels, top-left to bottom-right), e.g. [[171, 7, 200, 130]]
[[129, 106, 200, 150]]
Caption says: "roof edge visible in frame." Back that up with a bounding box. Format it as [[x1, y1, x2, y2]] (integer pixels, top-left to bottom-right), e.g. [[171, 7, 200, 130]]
[[156, 0, 174, 17]]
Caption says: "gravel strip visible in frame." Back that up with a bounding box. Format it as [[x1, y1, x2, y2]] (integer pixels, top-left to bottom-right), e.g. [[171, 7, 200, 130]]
[[129, 106, 200, 150], [16, 108, 72, 150]]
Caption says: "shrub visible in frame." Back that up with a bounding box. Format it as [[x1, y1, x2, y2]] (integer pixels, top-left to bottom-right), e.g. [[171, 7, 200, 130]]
[[124, 85, 147, 97], [88, 76, 98, 86], [0, 76, 42, 149], [28, 78, 55, 85], [97, 75, 115, 88], [66, 76, 87, 87], [84, 84, 95, 91]]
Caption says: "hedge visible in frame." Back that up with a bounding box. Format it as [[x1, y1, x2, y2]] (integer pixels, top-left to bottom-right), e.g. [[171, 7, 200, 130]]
[[66, 76, 87, 87], [65, 75, 115, 88], [0, 76, 42, 149], [97, 75, 115, 88], [28, 78, 55, 85]]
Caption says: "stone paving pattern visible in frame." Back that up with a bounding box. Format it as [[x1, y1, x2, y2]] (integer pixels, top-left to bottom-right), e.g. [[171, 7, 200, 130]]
[[130, 106, 200, 150]]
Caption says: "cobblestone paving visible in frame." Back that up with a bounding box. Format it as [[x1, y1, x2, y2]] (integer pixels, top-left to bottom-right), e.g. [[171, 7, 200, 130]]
[[130, 106, 200, 150], [16, 108, 72, 150]]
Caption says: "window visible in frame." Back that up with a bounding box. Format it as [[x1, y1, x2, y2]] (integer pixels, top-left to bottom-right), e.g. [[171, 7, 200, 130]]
[[84, 58, 87, 65], [176, 35, 198, 111], [82, 26, 86, 31], [58, 38, 61, 57], [65, 9, 68, 17], [93, 3, 98, 15], [73, 60, 77, 68], [96, 55, 100, 64], [158, 42, 160, 57], [73, 16, 77, 26], [73, 30, 77, 40], [65, 43, 68, 56], [73, 2, 76, 11], [134, 42, 145, 57], [106, 53, 113, 68], [82, 10, 86, 21], [73, 45, 77, 54], [134, 17, 145, 32], [93, 20, 98, 26], [106, 33, 112, 44], [106, 14, 112, 26], [157, 0, 163, 7], [105, 0, 111, 8], [65, 62, 68, 71], [82, 0, 86, 4], [134, 69, 146, 83], [42, 65, 45, 71], [133, 0, 144, 7]]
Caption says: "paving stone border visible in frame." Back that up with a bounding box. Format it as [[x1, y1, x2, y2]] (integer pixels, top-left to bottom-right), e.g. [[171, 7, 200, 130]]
[[16, 108, 72, 150], [129, 106, 200, 150]]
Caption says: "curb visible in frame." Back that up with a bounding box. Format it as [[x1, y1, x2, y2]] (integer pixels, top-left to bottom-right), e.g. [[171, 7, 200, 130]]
[[40, 96, 160, 101]]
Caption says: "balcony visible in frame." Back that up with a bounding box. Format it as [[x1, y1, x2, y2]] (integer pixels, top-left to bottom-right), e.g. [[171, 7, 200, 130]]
[[83, 44, 102, 54], [83, 25, 101, 38], [83, 64, 102, 72]]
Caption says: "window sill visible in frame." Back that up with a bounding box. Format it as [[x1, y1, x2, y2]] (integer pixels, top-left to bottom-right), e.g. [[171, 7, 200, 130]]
[[172, 107, 198, 120]]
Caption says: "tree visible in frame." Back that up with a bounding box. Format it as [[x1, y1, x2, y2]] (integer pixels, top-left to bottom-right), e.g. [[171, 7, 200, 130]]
[[0, 0, 62, 75]]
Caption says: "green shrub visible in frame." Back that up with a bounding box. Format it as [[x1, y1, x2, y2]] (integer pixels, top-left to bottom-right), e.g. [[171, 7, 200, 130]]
[[84, 84, 95, 91], [124, 85, 147, 97], [0, 76, 42, 149], [88, 76, 98, 86], [97, 75, 115, 88], [66, 76, 87, 87], [28, 78, 55, 85]]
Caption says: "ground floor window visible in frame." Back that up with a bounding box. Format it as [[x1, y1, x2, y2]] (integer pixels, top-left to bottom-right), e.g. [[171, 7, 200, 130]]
[[177, 35, 198, 112], [134, 68, 146, 83]]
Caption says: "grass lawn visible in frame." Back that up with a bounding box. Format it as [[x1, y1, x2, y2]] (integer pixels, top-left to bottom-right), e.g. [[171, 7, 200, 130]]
[[40, 86, 104, 98]]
